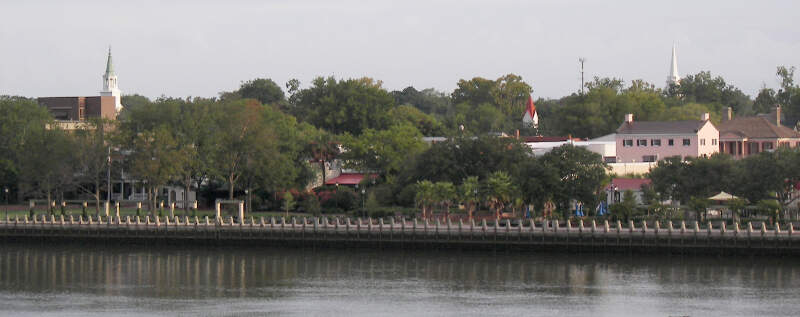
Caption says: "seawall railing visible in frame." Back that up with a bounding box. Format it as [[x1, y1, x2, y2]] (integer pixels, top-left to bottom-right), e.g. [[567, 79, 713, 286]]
[[1, 215, 798, 255]]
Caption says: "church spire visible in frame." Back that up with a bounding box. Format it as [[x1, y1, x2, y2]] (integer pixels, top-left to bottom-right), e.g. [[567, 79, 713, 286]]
[[101, 47, 122, 112], [105, 47, 115, 77], [667, 44, 680, 86]]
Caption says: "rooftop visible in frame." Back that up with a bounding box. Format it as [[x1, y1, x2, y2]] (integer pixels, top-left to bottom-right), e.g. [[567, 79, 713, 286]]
[[717, 117, 800, 139], [616, 120, 709, 135]]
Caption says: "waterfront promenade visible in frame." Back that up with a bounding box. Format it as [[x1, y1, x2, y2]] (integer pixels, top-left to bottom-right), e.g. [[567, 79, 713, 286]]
[[1, 214, 799, 255]]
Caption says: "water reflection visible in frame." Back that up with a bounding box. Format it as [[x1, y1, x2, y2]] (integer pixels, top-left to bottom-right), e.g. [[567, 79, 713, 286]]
[[0, 243, 797, 315]]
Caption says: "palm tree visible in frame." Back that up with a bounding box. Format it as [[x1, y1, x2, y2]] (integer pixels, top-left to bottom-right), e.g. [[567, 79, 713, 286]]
[[434, 181, 456, 220], [486, 171, 513, 219], [415, 180, 435, 219], [459, 176, 480, 220]]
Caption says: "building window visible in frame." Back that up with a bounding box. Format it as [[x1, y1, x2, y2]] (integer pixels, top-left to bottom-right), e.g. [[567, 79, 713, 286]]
[[763, 142, 774, 150], [700, 139, 706, 146], [796, 142, 800, 147], [668, 139, 674, 146], [780, 142, 790, 148], [683, 139, 691, 146], [651, 139, 661, 146], [637, 139, 647, 146], [623, 139, 633, 147], [642, 155, 657, 162], [712, 139, 717, 145]]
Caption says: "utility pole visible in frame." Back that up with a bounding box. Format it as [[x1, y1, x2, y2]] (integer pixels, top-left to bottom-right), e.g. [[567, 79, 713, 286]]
[[579, 57, 586, 94]]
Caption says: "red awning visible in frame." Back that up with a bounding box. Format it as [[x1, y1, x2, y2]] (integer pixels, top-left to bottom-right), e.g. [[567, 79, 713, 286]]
[[324, 173, 377, 186]]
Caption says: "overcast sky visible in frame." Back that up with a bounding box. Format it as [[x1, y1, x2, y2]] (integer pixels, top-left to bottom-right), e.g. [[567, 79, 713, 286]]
[[1, 0, 799, 100]]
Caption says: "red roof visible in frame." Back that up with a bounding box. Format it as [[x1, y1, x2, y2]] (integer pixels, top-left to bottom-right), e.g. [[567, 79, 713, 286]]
[[607, 178, 651, 191], [525, 95, 537, 118], [324, 173, 378, 185]]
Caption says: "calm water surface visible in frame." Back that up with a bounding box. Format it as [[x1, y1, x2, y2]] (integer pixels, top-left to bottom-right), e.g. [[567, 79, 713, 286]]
[[0, 243, 797, 316]]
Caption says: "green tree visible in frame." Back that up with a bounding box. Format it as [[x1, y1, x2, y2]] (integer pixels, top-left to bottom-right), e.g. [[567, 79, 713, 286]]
[[485, 171, 514, 219], [212, 100, 281, 201], [451, 77, 496, 106], [282, 191, 295, 217], [127, 126, 183, 212], [610, 190, 637, 222], [665, 71, 753, 116], [415, 180, 435, 219], [387, 105, 445, 136], [237, 78, 286, 105], [392, 87, 452, 117], [0, 96, 53, 202], [73, 119, 112, 213], [727, 197, 747, 222], [517, 158, 559, 213], [433, 181, 456, 219], [307, 131, 340, 186], [491, 74, 533, 118], [688, 196, 710, 221], [399, 136, 529, 186], [340, 123, 427, 180], [458, 176, 480, 220], [541, 145, 608, 211], [775, 66, 800, 127], [19, 127, 76, 214], [293, 76, 394, 135], [753, 87, 777, 115]]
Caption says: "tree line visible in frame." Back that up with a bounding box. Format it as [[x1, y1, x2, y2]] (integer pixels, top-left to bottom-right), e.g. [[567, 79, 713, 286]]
[[648, 149, 800, 218], [1, 65, 798, 217]]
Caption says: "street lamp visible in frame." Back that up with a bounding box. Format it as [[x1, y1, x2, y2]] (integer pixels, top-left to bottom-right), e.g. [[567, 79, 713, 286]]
[[244, 189, 250, 215], [107, 146, 112, 203], [4, 187, 8, 220]]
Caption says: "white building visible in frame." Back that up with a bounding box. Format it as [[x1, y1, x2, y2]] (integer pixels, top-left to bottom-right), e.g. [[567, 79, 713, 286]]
[[100, 47, 124, 112]]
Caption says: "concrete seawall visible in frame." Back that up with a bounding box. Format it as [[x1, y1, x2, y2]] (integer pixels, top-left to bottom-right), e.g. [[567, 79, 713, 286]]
[[1, 215, 798, 255]]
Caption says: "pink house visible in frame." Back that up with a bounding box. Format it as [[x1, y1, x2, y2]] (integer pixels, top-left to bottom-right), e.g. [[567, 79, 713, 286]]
[[615, 113, 719, 163]]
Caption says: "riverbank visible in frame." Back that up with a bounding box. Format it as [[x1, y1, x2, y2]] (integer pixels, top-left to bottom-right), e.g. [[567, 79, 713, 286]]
[[2, 215, 799, 256]]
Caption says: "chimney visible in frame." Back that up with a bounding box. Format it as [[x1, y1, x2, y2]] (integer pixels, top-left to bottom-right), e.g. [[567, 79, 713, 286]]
[[775, 105, 782, 127], [625, 113, 634, 123], [701, 113, 710, 121], [725, 107, 732, 121]]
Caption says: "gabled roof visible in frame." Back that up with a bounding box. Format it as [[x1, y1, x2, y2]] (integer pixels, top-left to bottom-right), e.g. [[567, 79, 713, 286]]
[[616, 120, 709, 135], [607, 178, 651, 191], [717, 117, 800, 139], [524, 95, 536, 118]]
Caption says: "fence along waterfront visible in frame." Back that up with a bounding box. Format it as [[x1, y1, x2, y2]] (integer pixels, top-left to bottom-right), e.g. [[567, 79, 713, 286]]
[[1, 215, 798, 255]]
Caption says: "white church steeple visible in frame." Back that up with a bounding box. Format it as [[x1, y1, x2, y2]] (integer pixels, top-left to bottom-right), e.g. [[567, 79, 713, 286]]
[[667, 44, 680, 86], [100, 47, 123, 111]]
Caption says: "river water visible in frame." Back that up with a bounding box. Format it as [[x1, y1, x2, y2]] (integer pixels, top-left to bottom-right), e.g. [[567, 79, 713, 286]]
[[0, 243, 797, 316]]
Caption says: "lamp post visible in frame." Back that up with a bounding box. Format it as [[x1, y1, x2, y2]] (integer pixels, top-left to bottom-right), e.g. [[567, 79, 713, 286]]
[[473, 188, 478, 220], [107, 146, 112, 204], [244, 189, 250, 215], [4, 187, 8, 220]]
